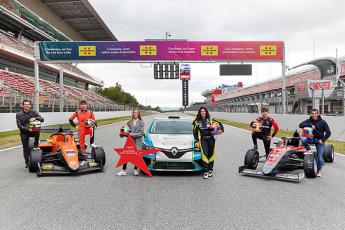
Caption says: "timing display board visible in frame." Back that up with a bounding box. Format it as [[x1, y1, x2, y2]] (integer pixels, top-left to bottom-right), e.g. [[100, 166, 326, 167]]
[[154, 63, 179, 79], [220, 64, 252, 75]]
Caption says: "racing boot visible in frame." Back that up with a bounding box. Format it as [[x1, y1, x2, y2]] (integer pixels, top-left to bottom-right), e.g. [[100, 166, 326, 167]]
[[203, 172, 209, 179], [253, 145, 258, 151]]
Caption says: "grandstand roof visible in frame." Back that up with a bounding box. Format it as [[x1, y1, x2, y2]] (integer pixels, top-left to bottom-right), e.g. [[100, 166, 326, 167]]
[[41, 0, 117, 41]]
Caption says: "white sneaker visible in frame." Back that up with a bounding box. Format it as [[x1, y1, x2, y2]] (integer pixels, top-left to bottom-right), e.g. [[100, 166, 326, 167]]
[[203, 172, 209, 179], [117, 170, 127, 176], [134, 169, 139, 176], [317, 172, 322, 177], [208, 171, 213, 177]]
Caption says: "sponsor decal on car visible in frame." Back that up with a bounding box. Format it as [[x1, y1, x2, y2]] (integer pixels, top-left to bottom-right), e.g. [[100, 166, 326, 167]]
[[88, 162, 98, 167], [65, 150, 75, 156], [42, 163, 53, 171]]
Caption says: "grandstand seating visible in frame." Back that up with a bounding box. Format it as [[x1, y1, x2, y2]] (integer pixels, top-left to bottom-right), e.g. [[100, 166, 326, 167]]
[[0, 31, 119, 112], [0, 32, 34, 56], [0, 87, 10, 97], [0, 70, 118, 111], [0, 31, 98, 83]]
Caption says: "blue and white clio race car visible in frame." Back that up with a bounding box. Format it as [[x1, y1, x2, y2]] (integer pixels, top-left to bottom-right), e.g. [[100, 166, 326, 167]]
[[142, 116, 203, 171]]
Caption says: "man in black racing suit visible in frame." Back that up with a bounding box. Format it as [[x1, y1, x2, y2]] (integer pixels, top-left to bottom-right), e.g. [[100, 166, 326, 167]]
[[16, 99, 44, 168]]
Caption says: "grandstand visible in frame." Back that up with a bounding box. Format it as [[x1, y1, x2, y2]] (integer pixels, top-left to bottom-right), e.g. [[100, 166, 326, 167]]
[[189, 58, 345, 115], [0, 0, 122, 112]]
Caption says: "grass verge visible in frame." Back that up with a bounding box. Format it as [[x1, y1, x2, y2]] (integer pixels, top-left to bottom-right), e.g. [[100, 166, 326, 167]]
[[0, 112, 152, 150], [218, 119, 345, 154]]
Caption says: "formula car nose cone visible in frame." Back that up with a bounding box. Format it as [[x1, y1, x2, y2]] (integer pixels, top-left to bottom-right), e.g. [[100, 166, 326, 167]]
[[171, 147, 178, 157], [262, 168, 271, 175]]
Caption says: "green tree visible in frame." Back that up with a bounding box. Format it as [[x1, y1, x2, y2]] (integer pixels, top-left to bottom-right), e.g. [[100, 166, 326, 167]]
[[96, 83, 139, 107]]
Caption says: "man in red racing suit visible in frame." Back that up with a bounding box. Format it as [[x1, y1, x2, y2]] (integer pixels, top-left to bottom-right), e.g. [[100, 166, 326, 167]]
[[69, 100, 97, 153], [250, 107, 279, 158]]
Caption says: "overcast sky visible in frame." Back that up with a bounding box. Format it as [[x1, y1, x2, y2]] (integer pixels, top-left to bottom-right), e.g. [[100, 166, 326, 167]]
[[79, 0, 345, 108]]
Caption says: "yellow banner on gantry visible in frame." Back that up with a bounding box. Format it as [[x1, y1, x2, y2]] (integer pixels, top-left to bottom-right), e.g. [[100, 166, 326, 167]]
[[139, 45, 157, 56], [78, 46, 96, 56], [201, 45, 218, 56], [259, 45, 277, 56]]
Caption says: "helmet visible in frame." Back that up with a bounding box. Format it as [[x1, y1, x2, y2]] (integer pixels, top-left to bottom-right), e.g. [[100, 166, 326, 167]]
[[210, 121, 221, 135], [29, 120, 41, 132], [119, 125, 131, 137], [251, 120, 262, 132], [302, 127, 314, 138], [85, 119, 95, 128]]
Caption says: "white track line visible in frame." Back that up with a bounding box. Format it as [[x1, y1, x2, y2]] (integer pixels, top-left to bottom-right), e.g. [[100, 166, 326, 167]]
[[0, 145, 21, 152]]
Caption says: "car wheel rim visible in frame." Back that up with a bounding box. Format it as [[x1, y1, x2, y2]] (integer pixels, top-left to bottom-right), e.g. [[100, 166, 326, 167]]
[[253, 155, 258, 167]]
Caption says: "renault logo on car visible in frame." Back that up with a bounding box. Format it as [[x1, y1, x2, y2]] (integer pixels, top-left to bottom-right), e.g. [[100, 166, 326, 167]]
[[171, 147, 178, 157]]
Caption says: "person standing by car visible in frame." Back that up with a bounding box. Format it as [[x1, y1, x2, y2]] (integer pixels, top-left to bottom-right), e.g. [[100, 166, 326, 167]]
[[69, 100, 97, 153], [117, 108, 145, 176], [193, 107, 224, 179], [299, 108, 331, 177], [16, 99, 44, 168], [250, 107, 279, 158]]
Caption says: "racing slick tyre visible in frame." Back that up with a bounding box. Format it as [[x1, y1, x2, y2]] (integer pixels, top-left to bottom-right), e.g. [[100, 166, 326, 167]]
[[304, 152, 317, 178], [28, 138, 35, 153], [29, 149, 42, 173], [244, 149, 259, 169], [323, 144, 334, 163], [93, 147, 106, 167]]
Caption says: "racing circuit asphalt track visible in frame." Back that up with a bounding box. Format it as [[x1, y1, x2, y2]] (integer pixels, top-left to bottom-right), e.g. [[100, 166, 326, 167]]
[[1, 113, 345, 230]]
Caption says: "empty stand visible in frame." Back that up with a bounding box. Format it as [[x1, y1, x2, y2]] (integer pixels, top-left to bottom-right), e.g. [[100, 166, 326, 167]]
[[0, 70, 120, 112]]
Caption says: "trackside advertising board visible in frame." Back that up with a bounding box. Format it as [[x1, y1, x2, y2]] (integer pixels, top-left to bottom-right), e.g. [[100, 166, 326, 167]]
[[180, 64, 191, 80], [37, 41, 284, 62]]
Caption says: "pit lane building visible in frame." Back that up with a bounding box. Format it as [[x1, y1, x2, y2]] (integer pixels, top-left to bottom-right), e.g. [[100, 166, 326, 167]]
[[190, 57, 345, 115]]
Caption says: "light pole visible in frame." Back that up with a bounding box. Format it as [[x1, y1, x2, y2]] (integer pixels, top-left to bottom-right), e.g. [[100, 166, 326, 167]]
[[165, 32, 171, 41], [281, 44, 286, 114]]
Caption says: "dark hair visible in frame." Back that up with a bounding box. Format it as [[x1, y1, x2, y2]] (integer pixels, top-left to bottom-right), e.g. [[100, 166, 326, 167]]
[[22, 99, 31, 105], [80, 100, 87, 105], [311, 108, 319, 114], [132, 108, 142, 121], [261, 107, 269, 113], [194, 107, 211, 123]]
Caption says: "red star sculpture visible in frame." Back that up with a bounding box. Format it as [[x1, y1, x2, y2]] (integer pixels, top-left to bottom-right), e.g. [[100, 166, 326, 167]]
[[114, 136, 158, 177]]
